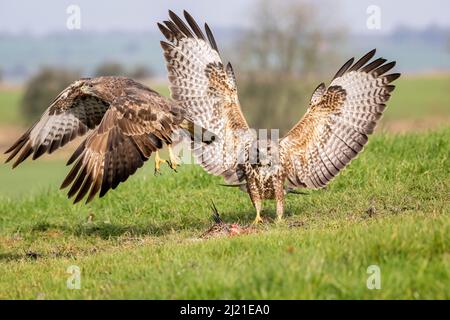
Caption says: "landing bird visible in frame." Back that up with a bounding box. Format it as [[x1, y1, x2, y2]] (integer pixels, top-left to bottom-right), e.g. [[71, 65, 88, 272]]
[[4, 76, 212, 203], [159, 10, 400, 224]]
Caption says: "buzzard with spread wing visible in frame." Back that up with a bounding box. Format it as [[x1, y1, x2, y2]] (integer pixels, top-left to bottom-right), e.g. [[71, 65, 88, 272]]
[[5, 76, 211, 203], [159, 11, 400, 223]]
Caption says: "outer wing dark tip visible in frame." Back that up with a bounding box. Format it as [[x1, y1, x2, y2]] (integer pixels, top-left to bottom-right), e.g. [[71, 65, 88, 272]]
[[386, 73, 401, 82], [183, 10, 206, 40], [4, 155, 12, 163], [99, 188, 108, 198], [168, 10, 181, 21], [85, 193, 96, 204], [168, 10, 193, 37], [32, 145, 47, 160], [316, 82, 325, 90], [333, 57, 355, 80], [157, 22, 166, 31], [72, 195, 83, 205], [160, 40, 171, 50], [204, 23, 219, 52]]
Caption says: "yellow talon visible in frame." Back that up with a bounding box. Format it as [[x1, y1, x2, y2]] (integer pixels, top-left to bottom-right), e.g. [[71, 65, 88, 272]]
[[167, 145, 179, 172], [154, 151, 166, 175], [252, 214, 263, 225]]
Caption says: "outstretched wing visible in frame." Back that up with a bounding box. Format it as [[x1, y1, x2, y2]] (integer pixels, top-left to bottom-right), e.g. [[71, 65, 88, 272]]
[[4, 79, 109, 168], [60, 89, 182, 203], [280, 49, 400, 189], [159, 10, 253, 183]]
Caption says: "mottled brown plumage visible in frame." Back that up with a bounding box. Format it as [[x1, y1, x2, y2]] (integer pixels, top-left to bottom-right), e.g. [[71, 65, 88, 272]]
[[159, 11, 401, 223], [5, 76, 199, 203]]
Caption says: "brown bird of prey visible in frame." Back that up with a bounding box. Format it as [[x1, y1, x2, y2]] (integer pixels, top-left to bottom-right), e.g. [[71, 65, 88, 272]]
[[4, 76, 211, 203], [159, 11, 400, 224]]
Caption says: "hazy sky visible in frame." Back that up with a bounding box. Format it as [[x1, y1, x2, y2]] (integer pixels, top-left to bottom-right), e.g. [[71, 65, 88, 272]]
[[0, 0, 449, 35]]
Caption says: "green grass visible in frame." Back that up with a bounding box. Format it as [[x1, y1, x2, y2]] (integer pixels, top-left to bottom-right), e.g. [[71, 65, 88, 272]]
[[0, 160, 70, 198], [0, 89, 22, 125], [385, 75, 450, 120], [0, 128, 449, 299]]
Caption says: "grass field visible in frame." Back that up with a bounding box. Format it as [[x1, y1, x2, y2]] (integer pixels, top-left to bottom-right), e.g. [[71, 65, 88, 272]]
[[384, 74, 450, 121], [0, 88, 22, 125], [0, 127, 449, 299]]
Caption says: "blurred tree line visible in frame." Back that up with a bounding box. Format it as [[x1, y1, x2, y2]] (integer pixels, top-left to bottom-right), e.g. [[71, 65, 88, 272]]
[[93, 62, 153, 79], [21, 68, 81, 121], [231, 0, 346, 135]]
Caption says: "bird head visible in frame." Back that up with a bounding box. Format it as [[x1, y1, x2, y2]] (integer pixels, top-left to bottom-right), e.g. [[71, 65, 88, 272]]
[[80, 78, 104, 97], [80, 77, 123, 102]]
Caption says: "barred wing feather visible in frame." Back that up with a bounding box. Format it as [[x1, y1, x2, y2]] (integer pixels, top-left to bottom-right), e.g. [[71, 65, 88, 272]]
[[280, 49, 400, 189], [4, 79, 109, 168], [159, 10, 253, 183]]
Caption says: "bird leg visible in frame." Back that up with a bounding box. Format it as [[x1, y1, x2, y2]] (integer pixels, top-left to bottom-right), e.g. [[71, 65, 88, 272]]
[[252, 199, 263, 225], [154, 151, 166, 175], [167, 144, 179, 172], [275, 198, 284, 223]]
